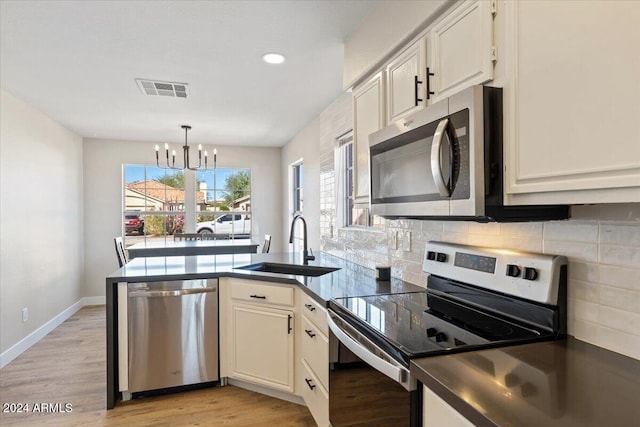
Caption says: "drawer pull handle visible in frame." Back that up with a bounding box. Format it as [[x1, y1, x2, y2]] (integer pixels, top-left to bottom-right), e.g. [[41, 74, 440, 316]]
[[304, 304, 316, 312], [250, 294, 266, 299], [305, 378, 316, 390], [305, 329, 316, 338]]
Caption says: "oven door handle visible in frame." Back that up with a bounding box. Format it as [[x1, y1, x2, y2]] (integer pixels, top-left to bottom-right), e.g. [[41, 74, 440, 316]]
[[327, 311, 413, 391]]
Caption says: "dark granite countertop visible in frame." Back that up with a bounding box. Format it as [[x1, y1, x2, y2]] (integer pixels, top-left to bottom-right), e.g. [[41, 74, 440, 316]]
[[106, 251, 424, 306], [411, 337, 640, 427]]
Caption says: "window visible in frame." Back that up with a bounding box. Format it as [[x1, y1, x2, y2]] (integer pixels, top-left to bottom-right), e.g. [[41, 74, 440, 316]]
[[196, 168, 252, 239], [292, 162, 303, 215], [336, 132, 384, 229], [290, 161, 304, 252], [123, 166, 186, 245], [122, 165, 252, 245]]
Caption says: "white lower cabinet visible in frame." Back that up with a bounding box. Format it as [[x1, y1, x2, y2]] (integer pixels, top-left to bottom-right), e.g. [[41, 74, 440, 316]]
[[300, 359, 329, 427], [298, 290, 330, 426], [423, 385, 474, 427], [230, 304, 294, 392], [224, 278, 296, 393]]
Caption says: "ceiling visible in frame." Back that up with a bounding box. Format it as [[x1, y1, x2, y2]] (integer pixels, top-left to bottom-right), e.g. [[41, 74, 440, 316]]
[[0, 0, 376, 147]]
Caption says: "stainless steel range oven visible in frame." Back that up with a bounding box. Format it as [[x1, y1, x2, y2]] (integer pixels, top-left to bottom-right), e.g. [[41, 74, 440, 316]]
[[327, 241, 567, 427]]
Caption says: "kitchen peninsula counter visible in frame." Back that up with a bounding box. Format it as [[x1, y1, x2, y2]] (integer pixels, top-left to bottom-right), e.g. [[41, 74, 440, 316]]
[[411, 337, 640, 427], [106, 251, 424, 409]]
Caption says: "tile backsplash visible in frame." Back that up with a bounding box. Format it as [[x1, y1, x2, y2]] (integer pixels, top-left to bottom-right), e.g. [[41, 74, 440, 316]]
[[317, 89, 640, 361]]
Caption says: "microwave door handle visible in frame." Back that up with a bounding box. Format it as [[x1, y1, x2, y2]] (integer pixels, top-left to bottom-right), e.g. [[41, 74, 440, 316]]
[[430, 118, 451, 197]]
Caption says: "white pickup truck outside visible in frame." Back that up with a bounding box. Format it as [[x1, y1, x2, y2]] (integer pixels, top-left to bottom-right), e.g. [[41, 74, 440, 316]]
[[196, 213, 251, 237]]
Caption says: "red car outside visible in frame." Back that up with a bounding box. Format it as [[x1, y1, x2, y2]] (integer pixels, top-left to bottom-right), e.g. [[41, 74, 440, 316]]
[[124, 213, 145, 235]]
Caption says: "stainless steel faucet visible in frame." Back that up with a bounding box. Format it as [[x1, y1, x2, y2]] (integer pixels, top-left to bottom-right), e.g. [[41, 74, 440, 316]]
[[288, 214, 315, 265]]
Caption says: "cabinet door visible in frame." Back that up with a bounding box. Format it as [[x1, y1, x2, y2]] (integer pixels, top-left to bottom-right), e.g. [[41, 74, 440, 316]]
[[503, 1, 640, 204], [230, 304, 294, 392], [429, 0, 494, 102], [423, 385, 474, 427], [353, 72, 385, 203], [386, 38, 427, 123]]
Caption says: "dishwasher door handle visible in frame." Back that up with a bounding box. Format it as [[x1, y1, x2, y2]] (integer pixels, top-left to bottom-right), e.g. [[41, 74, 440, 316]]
[[129, 287, 216, 298]]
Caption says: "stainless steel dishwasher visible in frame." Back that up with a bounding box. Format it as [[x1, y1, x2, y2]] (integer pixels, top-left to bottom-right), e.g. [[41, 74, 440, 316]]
[[127, 279, 219, 394]]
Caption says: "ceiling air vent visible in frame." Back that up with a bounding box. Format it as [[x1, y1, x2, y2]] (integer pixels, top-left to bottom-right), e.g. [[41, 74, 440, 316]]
[[135, 79, 189, 98]]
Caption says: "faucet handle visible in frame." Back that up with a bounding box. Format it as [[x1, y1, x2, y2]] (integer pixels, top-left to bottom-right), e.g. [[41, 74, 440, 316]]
[[307, 248, 316, 261]]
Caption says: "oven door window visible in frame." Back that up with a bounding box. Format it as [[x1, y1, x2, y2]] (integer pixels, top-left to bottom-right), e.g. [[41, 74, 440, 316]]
[[370, 110, 469, 204]]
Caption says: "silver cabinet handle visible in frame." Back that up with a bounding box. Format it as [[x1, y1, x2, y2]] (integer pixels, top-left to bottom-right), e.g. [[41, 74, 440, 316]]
[[430, 118, 451, 197], [129, 287, 216, 297]]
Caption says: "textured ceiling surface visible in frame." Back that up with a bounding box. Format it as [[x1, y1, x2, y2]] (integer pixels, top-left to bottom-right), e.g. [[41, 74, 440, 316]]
[[0, 0, 375, 146]]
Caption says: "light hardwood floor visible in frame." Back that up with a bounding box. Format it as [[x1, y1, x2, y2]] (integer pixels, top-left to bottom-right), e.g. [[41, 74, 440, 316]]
[[0, 306, 316, 426]]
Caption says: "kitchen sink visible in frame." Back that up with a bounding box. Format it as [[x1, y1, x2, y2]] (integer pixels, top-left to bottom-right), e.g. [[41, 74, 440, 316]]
[[235, 262, 340, 277]]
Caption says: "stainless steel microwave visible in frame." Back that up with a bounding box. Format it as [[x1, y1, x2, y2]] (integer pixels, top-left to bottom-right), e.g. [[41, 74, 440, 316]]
[[368, 85, 569, 222]]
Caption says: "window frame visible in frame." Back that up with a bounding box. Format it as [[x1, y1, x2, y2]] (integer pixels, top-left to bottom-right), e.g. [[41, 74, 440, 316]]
[[195, 167, 252, 239], [122, 164, 253, 244], [122, 165, 187, 244]]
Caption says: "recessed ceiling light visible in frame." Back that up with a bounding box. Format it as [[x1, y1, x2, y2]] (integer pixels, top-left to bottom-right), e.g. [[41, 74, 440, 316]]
[[262, 53, 286, 64]]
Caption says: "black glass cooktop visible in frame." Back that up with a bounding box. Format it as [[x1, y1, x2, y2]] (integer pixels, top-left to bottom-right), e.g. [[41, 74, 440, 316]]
[[329, 290, 551, 363]]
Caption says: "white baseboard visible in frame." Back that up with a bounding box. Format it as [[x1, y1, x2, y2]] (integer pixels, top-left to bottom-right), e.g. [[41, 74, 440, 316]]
[[0, 296, 105, 369]]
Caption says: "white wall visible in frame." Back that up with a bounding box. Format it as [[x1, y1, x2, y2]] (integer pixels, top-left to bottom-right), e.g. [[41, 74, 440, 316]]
[[281, 117, 321, 254], [83, 138, 282, 297], [0, 88, 84, 355]]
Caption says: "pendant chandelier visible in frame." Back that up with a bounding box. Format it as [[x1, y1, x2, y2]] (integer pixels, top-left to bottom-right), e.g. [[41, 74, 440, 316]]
[[154, 125, 216, 170]]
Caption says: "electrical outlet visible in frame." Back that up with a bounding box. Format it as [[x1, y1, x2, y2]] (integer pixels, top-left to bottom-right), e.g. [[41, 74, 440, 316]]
[[22, 308, 28, 323], [389, 231, 398, 250], [402, 231, 412, 252]]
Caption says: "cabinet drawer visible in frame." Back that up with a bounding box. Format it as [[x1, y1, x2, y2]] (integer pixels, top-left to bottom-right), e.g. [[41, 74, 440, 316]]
[[229, 280, 294, 307], [301, 316, 329, 388], [300, 292, 328, 335], [300, 359, 329, 427]]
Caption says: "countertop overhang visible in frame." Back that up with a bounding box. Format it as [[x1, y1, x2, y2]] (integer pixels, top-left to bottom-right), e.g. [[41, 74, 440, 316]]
[[106, 251, 424, 306]]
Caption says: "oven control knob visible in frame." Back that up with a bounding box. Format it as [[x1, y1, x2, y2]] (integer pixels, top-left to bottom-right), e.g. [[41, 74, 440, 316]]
[[436, 252, 447, 263], [427, 251, 436, 261], [435, 332, 448, 343], [506, 264, 521, 278], [523, 267, 538, 281], [520, 382, 537, 398], [426, 327, 437, 337], [504, 372, 521, 387]]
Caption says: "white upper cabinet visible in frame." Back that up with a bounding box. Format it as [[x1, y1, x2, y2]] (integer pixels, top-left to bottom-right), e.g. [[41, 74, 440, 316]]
[[502, 1, 640, 204], [428, 0, 495, 103], [353, 72, 385, 202], [386, 38, 427, 123]]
